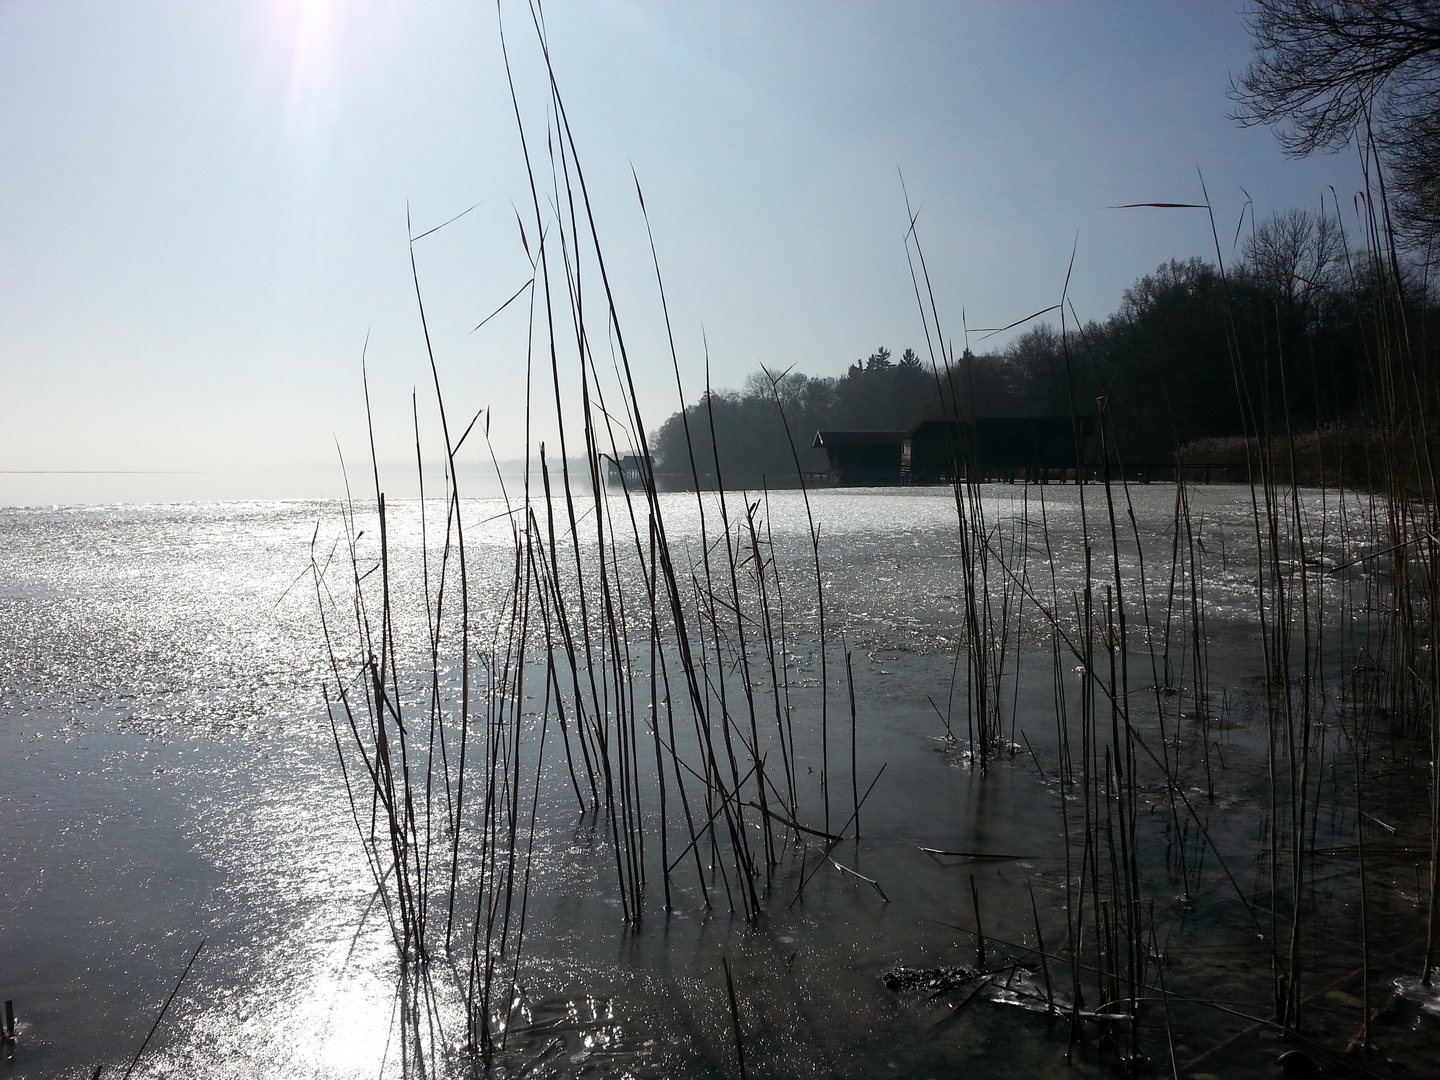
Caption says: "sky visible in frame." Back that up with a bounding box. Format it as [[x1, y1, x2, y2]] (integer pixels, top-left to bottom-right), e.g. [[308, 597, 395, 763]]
[[0, 0, 1369, 505]]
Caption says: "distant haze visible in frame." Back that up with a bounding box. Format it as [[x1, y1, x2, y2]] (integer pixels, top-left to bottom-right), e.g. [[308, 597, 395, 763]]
[[1, 1, 1362, 505]]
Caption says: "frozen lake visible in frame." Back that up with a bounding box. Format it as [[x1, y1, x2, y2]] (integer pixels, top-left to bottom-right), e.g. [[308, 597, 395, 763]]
[[2, 485, 1434, 1078]]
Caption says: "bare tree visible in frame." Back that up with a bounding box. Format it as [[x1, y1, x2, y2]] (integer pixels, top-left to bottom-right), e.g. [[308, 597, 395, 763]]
[[744, 368, 808, 406], [1388, 100, 1440, 242], [1242, 207, 1343, 314], [1231, 0, 1440, 243]]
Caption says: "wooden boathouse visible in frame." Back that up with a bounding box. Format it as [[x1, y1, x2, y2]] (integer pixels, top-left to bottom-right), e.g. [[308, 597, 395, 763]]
[[813, 416, 1100, 485], [810, 430, 909, 486]]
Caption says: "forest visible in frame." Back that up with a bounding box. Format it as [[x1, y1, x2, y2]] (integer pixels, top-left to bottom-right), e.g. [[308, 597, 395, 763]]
[[650, 207, 1438, 487]]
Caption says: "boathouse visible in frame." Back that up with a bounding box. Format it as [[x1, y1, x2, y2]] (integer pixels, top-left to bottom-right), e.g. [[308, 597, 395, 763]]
[[973, 415, 1096, 480], [904, 420, 972, 483], [814, 415, 1097, 485], [604, 452, 653, 489], [811, 430, 907, 485]]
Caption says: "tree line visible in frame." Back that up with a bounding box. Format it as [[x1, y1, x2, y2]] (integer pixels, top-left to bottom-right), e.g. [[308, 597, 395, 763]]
[[653, 2, 1440, 485], [650, 208, 1439, 483]]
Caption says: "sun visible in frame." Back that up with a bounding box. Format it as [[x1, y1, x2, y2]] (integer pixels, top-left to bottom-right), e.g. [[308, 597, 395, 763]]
[[267, 0, 343, 115]]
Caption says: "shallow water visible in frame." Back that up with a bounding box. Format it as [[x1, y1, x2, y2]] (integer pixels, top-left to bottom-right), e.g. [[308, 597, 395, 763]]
[[1, 487, 1434, 1078]]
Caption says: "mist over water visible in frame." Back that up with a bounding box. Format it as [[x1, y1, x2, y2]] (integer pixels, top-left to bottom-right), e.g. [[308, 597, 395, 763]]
[[0, 488, 1429, 1078]]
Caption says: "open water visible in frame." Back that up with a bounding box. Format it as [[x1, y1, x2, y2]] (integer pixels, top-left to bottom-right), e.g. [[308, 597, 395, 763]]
[[2, 487, 1436, 1078]]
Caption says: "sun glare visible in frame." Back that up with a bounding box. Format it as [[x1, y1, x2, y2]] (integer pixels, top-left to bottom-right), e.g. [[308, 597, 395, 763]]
[[268, 0, 343, 118]]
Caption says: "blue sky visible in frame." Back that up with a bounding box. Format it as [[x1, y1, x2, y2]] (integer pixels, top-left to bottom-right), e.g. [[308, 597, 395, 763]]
[[0, 1, 1365, 504]]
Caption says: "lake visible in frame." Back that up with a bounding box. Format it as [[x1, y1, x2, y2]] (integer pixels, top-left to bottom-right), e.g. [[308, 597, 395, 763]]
[[2, 485, 1436, 1078]]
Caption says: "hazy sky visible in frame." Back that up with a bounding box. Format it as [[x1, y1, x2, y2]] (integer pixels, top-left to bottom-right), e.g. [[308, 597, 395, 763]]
[[1, 1, 1366, 505]]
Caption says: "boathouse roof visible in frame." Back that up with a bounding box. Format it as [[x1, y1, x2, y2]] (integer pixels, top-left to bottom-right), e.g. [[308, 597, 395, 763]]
[[811, 429, 908, 449]]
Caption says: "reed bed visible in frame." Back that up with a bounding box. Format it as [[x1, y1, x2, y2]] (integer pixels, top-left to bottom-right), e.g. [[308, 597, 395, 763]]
[[308, 6, 1440, 1076], [307, 6, 869, 1071], [887, 175, 1440, 1076]]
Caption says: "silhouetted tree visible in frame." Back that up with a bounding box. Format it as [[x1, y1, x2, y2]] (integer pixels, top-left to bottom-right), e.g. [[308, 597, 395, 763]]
[[1002, 324, 1073, 414], [651, 351, 946, 482], [648, 232, 1435, 483], [1240, 207, 1343, 320], [1231, 0, 1440, 245]]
